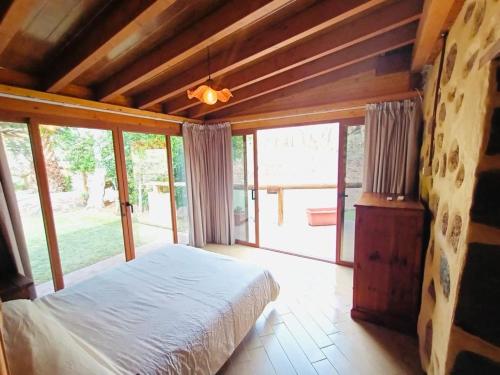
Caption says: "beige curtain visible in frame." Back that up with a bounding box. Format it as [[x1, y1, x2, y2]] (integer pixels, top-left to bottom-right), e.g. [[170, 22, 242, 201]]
[[0, 133, 33, 279], [182, 122, 235, 248], [363, 99, 422, 197]]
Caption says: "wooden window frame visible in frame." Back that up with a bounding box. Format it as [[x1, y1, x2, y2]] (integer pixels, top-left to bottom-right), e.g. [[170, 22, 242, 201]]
[[112, 128, 135, 261], [2, 108, 366, 290], [27, 119, 65, 291], [231, 129, 260, 248], [235, 117, 365, 265], [336, 120, 365, 268], [2, 114, 182, 291], [166, 136, 179, 244]]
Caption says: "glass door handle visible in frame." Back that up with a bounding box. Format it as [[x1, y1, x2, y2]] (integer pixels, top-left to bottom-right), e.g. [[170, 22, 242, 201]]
[[338, 192, 349, 198], [125, 201, 134, 213], [251, 189, 256, 200]]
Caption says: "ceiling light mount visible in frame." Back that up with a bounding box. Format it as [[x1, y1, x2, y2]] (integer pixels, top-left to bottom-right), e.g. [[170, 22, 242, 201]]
[[187, 48, 232, 105]]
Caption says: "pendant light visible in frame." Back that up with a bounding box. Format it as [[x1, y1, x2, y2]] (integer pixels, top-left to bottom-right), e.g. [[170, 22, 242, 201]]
[[187, 48, 232, 105]]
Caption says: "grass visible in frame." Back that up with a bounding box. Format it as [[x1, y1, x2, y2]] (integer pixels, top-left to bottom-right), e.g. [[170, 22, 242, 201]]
[[22, 209, 169, 285], [24, 205, 354, 285]]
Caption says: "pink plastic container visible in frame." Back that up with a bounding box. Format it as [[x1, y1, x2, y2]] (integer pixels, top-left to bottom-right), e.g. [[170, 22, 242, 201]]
[[306, 208, 337, 226]]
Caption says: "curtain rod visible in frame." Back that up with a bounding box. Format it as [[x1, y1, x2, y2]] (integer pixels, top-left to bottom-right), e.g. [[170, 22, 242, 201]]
[[230, 105, 366, 124], [0, 92, 184, 124]]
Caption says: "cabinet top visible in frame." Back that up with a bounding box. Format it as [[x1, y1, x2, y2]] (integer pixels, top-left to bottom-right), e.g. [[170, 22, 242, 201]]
[[355, 192, 424, 210]]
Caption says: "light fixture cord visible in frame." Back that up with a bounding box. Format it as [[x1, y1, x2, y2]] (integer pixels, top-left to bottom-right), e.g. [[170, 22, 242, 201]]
[[207, 48, 211, 81]]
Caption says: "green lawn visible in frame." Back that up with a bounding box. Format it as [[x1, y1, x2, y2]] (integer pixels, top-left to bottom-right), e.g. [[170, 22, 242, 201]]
[[24, 206, 353, 286], [23, 209, 169, 285]]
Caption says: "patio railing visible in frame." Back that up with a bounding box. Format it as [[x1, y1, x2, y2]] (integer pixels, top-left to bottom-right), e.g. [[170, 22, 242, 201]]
[[234, 182, 361, 225]]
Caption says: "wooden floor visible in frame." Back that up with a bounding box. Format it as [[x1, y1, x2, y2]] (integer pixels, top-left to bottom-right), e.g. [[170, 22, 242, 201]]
[[205, 244, 423, 375]]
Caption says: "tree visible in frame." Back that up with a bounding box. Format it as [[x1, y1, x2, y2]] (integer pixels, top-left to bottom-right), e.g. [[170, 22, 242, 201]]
[[0, 124, 36, 190], [170, 136, 185, 182], [39, 126, 69, 192], [52, 127, 96, 203]]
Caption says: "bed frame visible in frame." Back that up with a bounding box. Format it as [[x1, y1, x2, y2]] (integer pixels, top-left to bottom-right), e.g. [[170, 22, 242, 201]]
[[0, 303, 11, 375]]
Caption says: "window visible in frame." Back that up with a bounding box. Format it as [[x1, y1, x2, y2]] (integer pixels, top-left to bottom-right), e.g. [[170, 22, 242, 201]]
[[171, 136, 189, 244], [0, 122, 53, 294], [40, 125, 125, 287]]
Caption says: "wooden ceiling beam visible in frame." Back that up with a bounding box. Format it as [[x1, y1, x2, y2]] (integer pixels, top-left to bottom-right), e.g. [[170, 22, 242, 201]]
[[45, 0, 177, 93], [163, 0, 422, 114], [0, 84, 195, 131], [205, 59, 380, 119], [241, 71, 413, 116], [135, 0, 389, 109], [0, 0, 38, 56], [224, 91, 418, 131], [214, 78, 413, 119], [96, 0, 291, 102], [0, 67, 142, 107], [0, 66, 39, 89], [205, 49, 413, 119], [187, 23, 417, 118], [411, 0, 456, 72], [0, 66, 94, 98]]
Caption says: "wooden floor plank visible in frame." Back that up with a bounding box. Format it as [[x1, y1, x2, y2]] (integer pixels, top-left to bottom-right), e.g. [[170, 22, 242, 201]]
[[329, 332, 384, 374], [221, 358, 253, 375], [274, 300, 291, 315], [247, 347, 277, 375], [322, 344, 353, 375], [317, 303, 348, 325], [274, 323, 317, 375], [313, 359, 340, 375], [255, 313, 275, 336], [289, 299, 333, 347], [230, 340, 251, 365], [303, 302, 340, 335], [206, 244, 421, 375], [261, 334, 297, 375], [282, 312, 326, 362], [245, 326, 264, 349], [264, 304, 285, 325]]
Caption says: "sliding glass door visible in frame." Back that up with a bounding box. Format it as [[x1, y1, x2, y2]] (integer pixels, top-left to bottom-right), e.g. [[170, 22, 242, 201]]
[[336, 123, 365, 265], [170, 136, 190, 244], [257, 124, 339, 261], [0, 122, 54, 294], [231, 122, 362, 266], [1, 119, 190, 293], [39, 125, 126, 287], [122, 132, 175, 257], [232, 132, 258, 246]]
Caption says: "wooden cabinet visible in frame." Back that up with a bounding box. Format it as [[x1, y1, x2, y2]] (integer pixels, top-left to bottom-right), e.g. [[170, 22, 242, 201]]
[[351, 193, 424, 334]]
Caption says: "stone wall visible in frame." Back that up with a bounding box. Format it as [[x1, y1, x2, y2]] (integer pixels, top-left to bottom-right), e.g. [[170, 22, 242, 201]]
[[417, 0, 500, 373]]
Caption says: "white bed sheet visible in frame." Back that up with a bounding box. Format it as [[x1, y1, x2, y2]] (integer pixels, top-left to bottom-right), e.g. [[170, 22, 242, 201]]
[[32, 245, 279, 374]]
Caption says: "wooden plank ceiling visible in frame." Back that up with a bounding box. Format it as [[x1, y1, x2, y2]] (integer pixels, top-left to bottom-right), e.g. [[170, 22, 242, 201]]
[[0, 0, 464, 122]]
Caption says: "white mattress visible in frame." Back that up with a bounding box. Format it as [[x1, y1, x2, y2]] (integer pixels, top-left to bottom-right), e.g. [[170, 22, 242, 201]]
[[4, 245, 280, 375]]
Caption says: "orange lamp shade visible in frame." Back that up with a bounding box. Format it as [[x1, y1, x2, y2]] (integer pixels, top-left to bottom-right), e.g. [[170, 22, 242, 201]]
[[187, 83, 233, 105]]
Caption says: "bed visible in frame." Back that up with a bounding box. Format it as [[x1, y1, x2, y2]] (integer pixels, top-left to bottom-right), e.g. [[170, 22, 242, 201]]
[[0, 244, 280, 375]]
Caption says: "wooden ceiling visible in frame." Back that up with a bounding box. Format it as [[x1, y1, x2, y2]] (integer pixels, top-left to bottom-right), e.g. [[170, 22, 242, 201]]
[[0, 0, 464, 122]]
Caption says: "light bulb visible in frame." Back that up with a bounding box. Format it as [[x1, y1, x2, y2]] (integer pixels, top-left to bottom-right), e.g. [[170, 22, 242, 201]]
[[203, 87, 218, 105]]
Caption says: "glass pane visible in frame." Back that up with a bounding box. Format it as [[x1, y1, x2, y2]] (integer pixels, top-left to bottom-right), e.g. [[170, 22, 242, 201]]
[[0, 122, 53, 295], [123, 132, 173, 255], [40, 125, 125, 287], [171, 136, 189, 244], [258, 124, 338, 260], [340, 125, 365, 263], [232, 135, 256, 244]]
